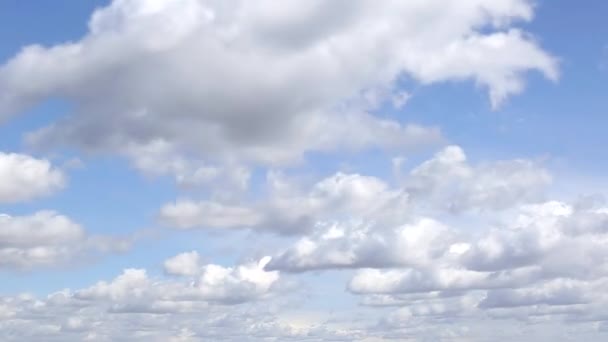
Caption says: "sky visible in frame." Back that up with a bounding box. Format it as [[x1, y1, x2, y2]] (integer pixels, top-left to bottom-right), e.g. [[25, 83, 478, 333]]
[[0, 1, 607, 341]]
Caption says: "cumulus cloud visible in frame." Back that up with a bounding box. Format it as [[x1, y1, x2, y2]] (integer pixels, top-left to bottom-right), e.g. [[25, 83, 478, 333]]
[[164, 251, 201, 276], [267, 218, 453, 272], [163, 145, 550, 236], [0, 211, 130, 269], [0, 255, 321, 342], [75, 256, 279, 310], [405, 145, 552, 212], [270, 196, 608, 284], [152, 144, 606, 331], [249, 145, 608, 330], [0, 0, 556, 175], [4, 1, 601, 340], [276, 197, 608, 324], [160, 171, 409, 235], [0, 152, 65, 203], [0, 290, 356, 342]]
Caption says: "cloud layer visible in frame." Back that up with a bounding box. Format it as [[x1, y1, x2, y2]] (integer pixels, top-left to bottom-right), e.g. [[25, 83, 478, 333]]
[[4, 1, 605, 341]]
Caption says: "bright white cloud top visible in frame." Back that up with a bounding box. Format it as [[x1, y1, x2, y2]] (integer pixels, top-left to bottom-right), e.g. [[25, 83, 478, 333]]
[[1, 0, 606, 341]]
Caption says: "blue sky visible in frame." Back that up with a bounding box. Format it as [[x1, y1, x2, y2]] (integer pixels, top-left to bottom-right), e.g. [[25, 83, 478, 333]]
[[1, 1, 608, 341]]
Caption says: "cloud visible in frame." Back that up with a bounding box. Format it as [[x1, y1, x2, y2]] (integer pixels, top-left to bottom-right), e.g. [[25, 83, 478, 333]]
[[152, 145, 608, 327], [250, 145, 608, 329], [0, 0, 556, 174], [164, 251, 201, 276], [159, 145, 551, 236], [0, 255, 337, 342], [0, 290, 354, 342], [80, 254, 279, 306], [340, 199, 608, 318], [479, 279, 591, 309], [405, 145, 552, 212], [0, 1, 595, 340], [0, 211, 130, 269], [0, 152, 65, 203], [267, 218, 454, 272], [159, 171, 409, 235]]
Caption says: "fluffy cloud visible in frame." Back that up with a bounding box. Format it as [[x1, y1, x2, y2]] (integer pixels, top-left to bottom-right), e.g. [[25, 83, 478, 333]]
[[164, 251, 201, 276], [267, 218, 453, 272], [307, 199, 608, 322], [194, 256, 279, 304], [160, 171, 409, 235], [0, 292, 357, 342], [0, 211, 130, 269], [0, 152, 65, 203], [163, 145, 549, 236], [405, 145, 552, 212], [0, 255, 326, 342], [154, 145, 605, 330], [0, 0, 556, 174], [251, 146, 608, 330], [76, 254, 279, 306], [6, 1, 605, 340], [3, 200, 608, 340], [270, 196, 608, 286]]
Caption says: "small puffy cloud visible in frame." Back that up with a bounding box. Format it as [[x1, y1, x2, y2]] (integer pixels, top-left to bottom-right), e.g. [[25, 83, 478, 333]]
[[0, 152, 65, 203], [195, 256, 279, 304], [0, 290, 353, 341], [164, 251, 201, 276], [75, 255, 280, 309], [76, 268, 150, 302], [0, 211, 130, 270], [0, 211, 83, 268]]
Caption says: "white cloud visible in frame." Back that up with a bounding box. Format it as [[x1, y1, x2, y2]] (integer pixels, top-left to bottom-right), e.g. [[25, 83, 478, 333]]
[[159, 171, 409, 234], [0, 254, 308, 341], [0, 152, 65, 203], [0, 211, 130, 269], [164, 251, 201, 276], [4, 2, 603, 340], [406, 145, 552, 212], [337, 199, 608, 320], [160, 201, 263, 230], [151, 144, 608, 330], [194, 256, 279, 304], [250, 145, 608, 330], [267, 218, 453, 272], [0, 0, 555, 174], [77, 254, 279, 306], [159, 145, 551, 236]]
